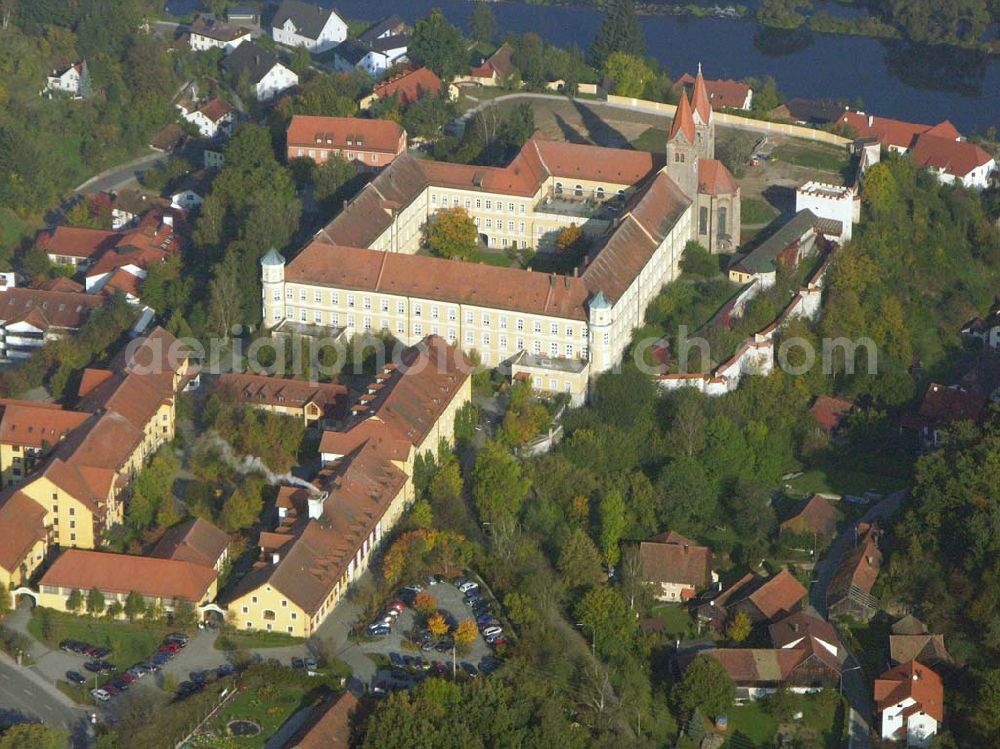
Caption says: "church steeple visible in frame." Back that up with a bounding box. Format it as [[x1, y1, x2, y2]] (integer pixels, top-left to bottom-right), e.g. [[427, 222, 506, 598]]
[[668, 91, 695, 144], [666, 92, 698, 199], [692, 63, 712, 126]]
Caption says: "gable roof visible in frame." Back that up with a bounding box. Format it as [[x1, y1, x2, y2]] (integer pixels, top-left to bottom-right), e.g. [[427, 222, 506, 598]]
[[0, 490, 48, 574], [781, 494, 841, 541], [470, 42, 516, 80], [828, 524, 881, 599], [0, 400, 89, 449], [874, 660, 944, 723], [698, 159, 738, 195], [150, 518, 230, 569], [285, 691, 359, 749], [222, 42, 288, 84], [892, 614, 929, 636], [837, 111, 960, 151], [358, 15, 406, 44], [730, 209, 818, 276], [889, 633, 951, 667], [676, 73, 751, 110], [35, 226, 119, 260], [0, 287, 103, 331], [373, 67, 444, 105], [287, 115, 405, 154], [637, 532, 712, 589], [810, 395, 854, 432], [216, 372, 348, 417], [768, 611, 842, 654], [740, 569, 807, 621], [918, 383, 987, 425], [197, 96, 233, 123], [910, 133, 995, 178], [668, 92, 696, 143], [39, 548, 217, 602], [273, 0, 342, 39], [190, 15, 252, 42], [689, 641, 841, 687]]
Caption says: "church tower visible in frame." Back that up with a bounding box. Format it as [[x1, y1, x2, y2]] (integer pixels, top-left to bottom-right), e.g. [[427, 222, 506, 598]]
[[691, 63, 715, 161], [666, 91, 699, 200]]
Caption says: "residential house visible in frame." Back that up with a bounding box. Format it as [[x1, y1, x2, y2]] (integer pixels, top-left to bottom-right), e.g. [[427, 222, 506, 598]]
[[150, 124, 186, 153], [360, 66, 452, 109], [637, 531, 715, 603], [0, 400, 89, 488], [334, 16, 408, 77], [222, 41, 299, 101], [903, 382, 988, 448], [728, 209, 833, 288], [889, 615, 951, 668], [0, 491, 49, 589], [771, 98, 845, 126], [35, 226, 120, 270], [695, 569, 806, 630], [875, 660, 943, 748], [36, 548, 218, 617], [463, 43, 517, 87], [809, 395, 854, 437], [0, 285, 104, 360], [43, 60, 91, 99], [674, 71, 752, 110], [826, 522, 882, 622], [271, 0, 347, 53], [768, 610, 844, 661], [283, 690, 359, 748], [286, 115, 407, 170], [109, 190, 171, 230], [150, 517, 231, 574], [836, 112, 960, 154], [225, 336, 471, 636], [679, 638, 841, 702], [178, 96, 236, 139], [961, 298, 1000, 350], [780, 494, 841, 547], [188, 15, 252, 52], [214, 372, 348, 427], [169, 170, 216, 211]]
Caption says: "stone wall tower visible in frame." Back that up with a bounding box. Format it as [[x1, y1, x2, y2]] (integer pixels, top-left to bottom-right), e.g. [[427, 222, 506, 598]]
[[260, 248, 286, 329]]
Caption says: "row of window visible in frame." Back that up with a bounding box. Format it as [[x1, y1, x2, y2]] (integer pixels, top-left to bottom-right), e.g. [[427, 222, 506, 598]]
[[294, 147, 381, 165], [473, 217, 525, 235], [277, 289, 588, 337], [430, 194, 526, 214]]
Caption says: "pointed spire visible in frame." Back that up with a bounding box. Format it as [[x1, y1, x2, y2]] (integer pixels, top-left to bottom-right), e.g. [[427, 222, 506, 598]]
[[668, 91, 695, 144], [692, 63, 712, 125]]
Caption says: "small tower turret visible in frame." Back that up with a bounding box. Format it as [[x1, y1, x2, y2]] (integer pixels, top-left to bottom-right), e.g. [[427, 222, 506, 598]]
[[260, 248, 286, 329]]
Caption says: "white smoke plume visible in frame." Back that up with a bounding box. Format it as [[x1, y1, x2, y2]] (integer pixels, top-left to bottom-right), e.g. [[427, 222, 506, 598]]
[[202, 433, 321, 495]]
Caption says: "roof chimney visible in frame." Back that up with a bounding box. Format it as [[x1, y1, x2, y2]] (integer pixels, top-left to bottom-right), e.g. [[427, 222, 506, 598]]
[[307, 491, 329, 520], [868, 114, 874, 127], [271, 552, 280, 564]]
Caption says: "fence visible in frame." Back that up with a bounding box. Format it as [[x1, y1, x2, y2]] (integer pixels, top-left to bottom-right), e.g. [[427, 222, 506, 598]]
[[604, 95, 852, 146]]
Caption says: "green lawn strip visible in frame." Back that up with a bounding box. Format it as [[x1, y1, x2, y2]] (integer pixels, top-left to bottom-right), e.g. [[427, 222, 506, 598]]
[[785, 466, 906, 497], [468, 249, 515, 267], [215, 629, 307, 651], [723, 692, 844, 748], [772, 142, 849, 173], [648, 603, 698, 638], [29, 607, 171, 670], [740, 198, 778, 226], [632, 127, 668, 154]]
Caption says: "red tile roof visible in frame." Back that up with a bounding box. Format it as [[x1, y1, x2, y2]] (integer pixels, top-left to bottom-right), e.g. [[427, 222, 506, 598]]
[[698, 158, 738, 195], [39, 548, 217, 602], [742, 569, 807, 621], [768, 611, 842, 653], [36, 227, 119, 260], [918, 383, 987, 425], [637, 532, 712, 590], [285, 691, 359, 749], [829, 524, 881, 599], [0, 400, 89, 449], [836, 111, 961, 151], [875, 660, 944, 723], [150, 517, 230, 569], [469, 43, 516, 80], [691, 69, 712, 123], [372, 67, 444, 106], [668, 92, 695, 143], [0, 287, 104, 331], [781, 494, 841, 541], [910, 133, 994, 178], [287, 115, 406, 155], [198, 97, 232, 123], [810, 395, 854, 432], [0, 490, 47, 574], [676, 73, 751, 110], [216, 373, 348, 418]]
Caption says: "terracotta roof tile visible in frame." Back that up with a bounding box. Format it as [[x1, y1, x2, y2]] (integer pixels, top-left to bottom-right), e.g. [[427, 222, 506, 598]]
[[39, 548, 217, 602], [35, 226, 119, 260], [469, 42, 516, 80], [810, 395, 853, 432], [691, 69, 712, 124], [637, 533, 712, 589], [0, 400, 89, 449], [217, 373, 347, 418], [285, 691, 359, 749], [780, 494, 841, 541], [918, 383, 987, 425], [875, 661, 944, 723], [910, 133, 994, 178], [372, 66, 443, 105], [676, 73, 751, 110], [837, 111, 960, 151], [0, 288, 104, 331], [697, 159, 738, 195], [287, 115, 405, 155], [198, 97, 232, 123], [668, 92, 695, 143], [150, 517, 229, 569], [0, 490, 47, 574]]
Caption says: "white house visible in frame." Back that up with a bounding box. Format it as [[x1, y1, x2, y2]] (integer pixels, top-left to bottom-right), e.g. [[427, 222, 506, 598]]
[[271, 0, 347, 53], [334, 16, 408, 77], [910, 134, 996, 190], [189, 16, 252, 53], [795, 181, 858, 242], [178, 97, 236, 139], [169, 170, 214, 212], [44, 60, 90, 99], [875, 661, 943, 748], [222, 42, 299, 101], [961, 299, 1000, 350]]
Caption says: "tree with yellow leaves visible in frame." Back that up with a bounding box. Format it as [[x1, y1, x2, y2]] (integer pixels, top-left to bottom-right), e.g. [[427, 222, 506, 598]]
[[428, 612, 449, 638], [425, 207, 478, 259], [454, 619, 478, 647]]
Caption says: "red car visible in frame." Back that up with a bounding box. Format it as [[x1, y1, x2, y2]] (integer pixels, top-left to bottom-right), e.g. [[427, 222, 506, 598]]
[[119, 672, 136, 684], [387, 600, 405, 613], [159, 642, 181, 655]]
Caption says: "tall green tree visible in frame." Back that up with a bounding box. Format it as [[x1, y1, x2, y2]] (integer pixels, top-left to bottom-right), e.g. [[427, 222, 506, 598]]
[[471, 441, 530, 523], [410, 9, 467, 79], [589, 0, 644, 70], [674, 654, 736, 717]]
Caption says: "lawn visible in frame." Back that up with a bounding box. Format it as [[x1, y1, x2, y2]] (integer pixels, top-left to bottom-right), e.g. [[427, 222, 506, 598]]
[[632, 127, 668, 154], [29, 607, 171, 670], [784, 466, 906, 498], [0, 208, 37, 262], [740, 197, 778, 226], [772, 141, 850, 174], [468, 249, 516, 267], [723, 692, 846, 748], [649, 603, 698, 639], [215, 629, 306, 651]]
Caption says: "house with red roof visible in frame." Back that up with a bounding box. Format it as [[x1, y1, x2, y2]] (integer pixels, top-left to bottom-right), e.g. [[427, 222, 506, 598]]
[[876, 660, 943, 747], [637, 531, 716, 602], [674, 73, 752, 110], [810, 394, 854, 435], [178, 96, 236, 139], [361, 66, 454, 109], [286, 115, 407, 170], [463, 43, 517, 87], [903, 382, 988, 447]]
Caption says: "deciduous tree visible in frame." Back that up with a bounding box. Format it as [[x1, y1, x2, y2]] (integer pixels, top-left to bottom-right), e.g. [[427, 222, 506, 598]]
[[425, 207, 478, 259], [674, 653, 736, 717]]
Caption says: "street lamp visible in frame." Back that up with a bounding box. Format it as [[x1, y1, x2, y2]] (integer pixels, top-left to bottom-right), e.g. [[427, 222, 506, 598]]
[[839, 664, 862, 697], [574, 622, 595, 656]]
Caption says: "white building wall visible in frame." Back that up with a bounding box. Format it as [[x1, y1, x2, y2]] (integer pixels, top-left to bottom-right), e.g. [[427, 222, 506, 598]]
[[796, 182, 856, 242], [256, 65, 299, 101], [272, 14, 347, 52]]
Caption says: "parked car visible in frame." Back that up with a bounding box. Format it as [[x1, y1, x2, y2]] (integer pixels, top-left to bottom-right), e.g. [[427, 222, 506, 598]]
[[479, 656, 501, 674], [176, 681, 199, 698], [426, 575, 439, 586], [434, 640, 454, 653], [66, 671, 87, 685], [457, 581, 479, 594], [217, 664, 237, 678], [482, 626, 503, 638], [460, 662, 479, 679], [371, 680, 387, 696], [488, 637, 508, 650], [103, 684, 120, 697], [420, 640, 436, 652], [91, 688, 111, 702], [304, 657, 318, 670], [367, 623, 391, 637], [90, 647, 112, 659], [291, 657, 305, 669], [387, 600, 405, 613], [431, 660, 447, 676], [165, 633, 189, 646], [159, 642, 181, 655], [151, 654, 169, 668], [477, 615, 498, 627], [111, 678, 129, 692]]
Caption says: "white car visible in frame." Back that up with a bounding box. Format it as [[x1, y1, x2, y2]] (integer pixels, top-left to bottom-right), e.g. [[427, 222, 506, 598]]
[[481, 626, 503, 639], [458, 581, 479, 594], [91, 688, 111, 702]]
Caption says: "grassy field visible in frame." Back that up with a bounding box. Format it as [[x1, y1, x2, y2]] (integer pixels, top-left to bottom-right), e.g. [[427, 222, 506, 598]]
[[29, 608, 171, 670], [723, 692, 846, 748], [468, 249, 516, 267], [772, 140, 850, 174], [216, 629, 306, 651], [784, 466, 906, 497], [649, 603, 698, 639], [741, 197, 779, 226], [632, 127, 668, 154], [203, 677, 325, 748]]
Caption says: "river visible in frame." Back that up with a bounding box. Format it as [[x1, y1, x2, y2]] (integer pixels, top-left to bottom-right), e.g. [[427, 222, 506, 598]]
[[169, 0, 1000, 133]]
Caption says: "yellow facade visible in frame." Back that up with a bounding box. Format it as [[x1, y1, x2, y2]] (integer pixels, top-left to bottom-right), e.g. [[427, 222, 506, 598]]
[[227, 582, 313, 637], [0, 537, 47, 590], [36, 578, 219, 618], [19, 477, 106, 550], [0, 443, 44, 489]]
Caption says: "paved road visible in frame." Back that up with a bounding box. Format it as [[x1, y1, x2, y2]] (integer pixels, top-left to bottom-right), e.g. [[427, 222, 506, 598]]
[[0, 654, 92, 747], [809, 489, 908, 749]]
